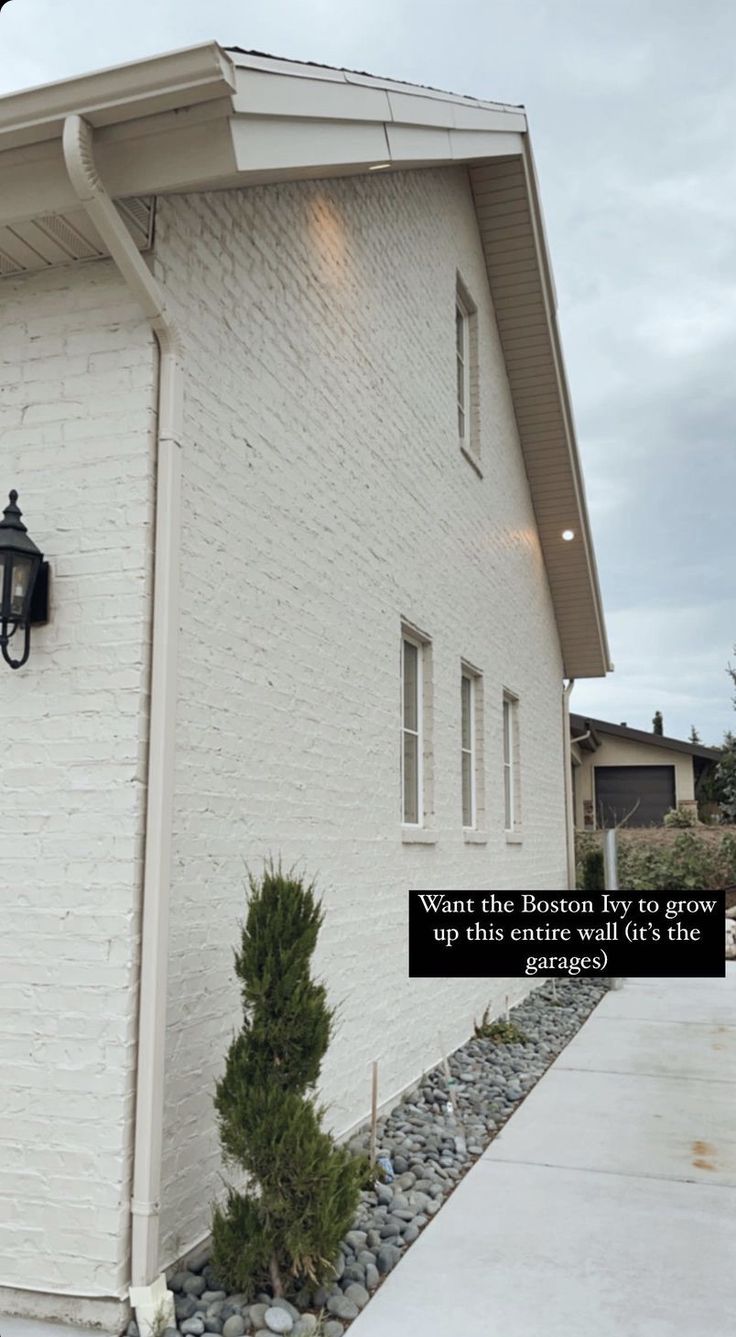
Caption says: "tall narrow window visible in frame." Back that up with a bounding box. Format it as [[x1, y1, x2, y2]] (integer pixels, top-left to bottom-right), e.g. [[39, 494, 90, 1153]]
[[461, 672, 476, 828], [402, 636, 423, 825], [503, 695, 515, 831], [456, 295, 470, 441]]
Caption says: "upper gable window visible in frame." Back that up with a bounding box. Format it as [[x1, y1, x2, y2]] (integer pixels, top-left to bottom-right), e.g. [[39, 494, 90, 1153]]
[[456, 277, 479, 471], [456, 295, 470, 441]]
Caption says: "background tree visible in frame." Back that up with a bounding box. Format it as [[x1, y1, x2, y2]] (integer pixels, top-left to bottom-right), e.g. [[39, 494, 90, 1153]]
[[689, 725, 701, 744], [212, 865, 364, 1298], [704, 651, 736, 822], [652, 710, 664, 735]]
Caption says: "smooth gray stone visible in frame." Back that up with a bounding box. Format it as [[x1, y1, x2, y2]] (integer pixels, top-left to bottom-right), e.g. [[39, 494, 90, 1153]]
[[291, 1318, 317, 1337], [376, 1243, 400, 1274], [343, 1283, 369, 1311], [326, 1295, 359, 1321], [269, 1299, 299, 1322], [344, 1230, 368, 1251], [263, 1308, 293, 1334]]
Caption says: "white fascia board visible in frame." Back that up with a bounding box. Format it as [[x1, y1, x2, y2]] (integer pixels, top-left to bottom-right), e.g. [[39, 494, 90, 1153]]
[[340, 69, 519, 113], [232, 68, 393, 122], [230, 65, 525, 135], [228, 50, 351, 82], [231, 115, 391, 174], [386, 88, 526, 133], [227, 49, 524, 116], [0, 43, 235, 150], [449, 128, 524, 160], [385, 122, 523, 163]]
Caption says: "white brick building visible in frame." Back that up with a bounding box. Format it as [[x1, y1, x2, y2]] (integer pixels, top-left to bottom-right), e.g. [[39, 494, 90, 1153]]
[[0, 45, 610, 1337]]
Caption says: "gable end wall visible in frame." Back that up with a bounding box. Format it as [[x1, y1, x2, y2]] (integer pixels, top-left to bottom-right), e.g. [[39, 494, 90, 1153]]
[[153, 166, 568, 1267]]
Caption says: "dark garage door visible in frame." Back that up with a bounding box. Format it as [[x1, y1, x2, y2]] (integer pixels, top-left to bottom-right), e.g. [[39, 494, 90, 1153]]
[[595, 765, 676, 828]]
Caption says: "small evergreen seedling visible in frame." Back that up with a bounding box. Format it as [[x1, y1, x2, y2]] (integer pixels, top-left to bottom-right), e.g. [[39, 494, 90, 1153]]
[[212, 865, 364, 1298], [473, 1007, 528, 1045]]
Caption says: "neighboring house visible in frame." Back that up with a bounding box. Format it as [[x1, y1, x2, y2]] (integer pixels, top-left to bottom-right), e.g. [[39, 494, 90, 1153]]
[[570, 714, 720, 828], [0, 44, 610, 1337]]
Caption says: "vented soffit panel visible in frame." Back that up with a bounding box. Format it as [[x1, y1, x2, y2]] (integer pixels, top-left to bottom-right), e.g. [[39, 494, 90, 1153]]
[[0, 195, 154, 278]]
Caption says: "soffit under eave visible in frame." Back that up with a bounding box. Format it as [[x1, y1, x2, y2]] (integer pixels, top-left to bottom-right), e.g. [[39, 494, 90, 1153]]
[[469, 157, 609, 679]]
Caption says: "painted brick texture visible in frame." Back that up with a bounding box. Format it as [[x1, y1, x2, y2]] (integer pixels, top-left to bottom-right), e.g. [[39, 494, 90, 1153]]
[[0, 261, 156, 1309], [154, 167, 568, 1267]]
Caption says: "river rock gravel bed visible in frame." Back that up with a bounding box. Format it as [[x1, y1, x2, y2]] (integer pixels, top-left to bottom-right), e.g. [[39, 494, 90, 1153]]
[[150, 979, 608, 1337]]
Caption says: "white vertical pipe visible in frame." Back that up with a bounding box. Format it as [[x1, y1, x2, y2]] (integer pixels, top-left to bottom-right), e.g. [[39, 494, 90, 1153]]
[[62, 114, 182, 1304], [603, 828, 619, 892], [562, 678, 576, 890]]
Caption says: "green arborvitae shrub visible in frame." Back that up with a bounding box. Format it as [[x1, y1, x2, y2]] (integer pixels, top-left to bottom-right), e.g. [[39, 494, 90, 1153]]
[[212, 865, 365, 1299]]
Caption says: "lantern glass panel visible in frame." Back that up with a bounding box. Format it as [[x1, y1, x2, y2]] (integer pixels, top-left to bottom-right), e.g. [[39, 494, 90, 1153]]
[[10, 555, 34, 620]]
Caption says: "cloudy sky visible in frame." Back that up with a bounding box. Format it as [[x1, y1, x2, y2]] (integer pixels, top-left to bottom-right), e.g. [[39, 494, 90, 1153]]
[[2, 0, 734, 745]]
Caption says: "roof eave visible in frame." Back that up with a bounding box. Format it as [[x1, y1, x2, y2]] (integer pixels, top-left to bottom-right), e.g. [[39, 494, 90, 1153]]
[[0, 44, 609, 678], [0, 43, 236, 150]]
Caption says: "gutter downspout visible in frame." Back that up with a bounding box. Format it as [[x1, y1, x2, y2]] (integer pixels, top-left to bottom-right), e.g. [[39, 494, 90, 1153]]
[[62, 114, 181, 1334], [562, 678, 576, 891]]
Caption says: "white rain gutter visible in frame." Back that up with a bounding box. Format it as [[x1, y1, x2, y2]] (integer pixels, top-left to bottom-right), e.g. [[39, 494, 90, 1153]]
[[562, 678, 576, 890], [62, 113, 180, 1334]]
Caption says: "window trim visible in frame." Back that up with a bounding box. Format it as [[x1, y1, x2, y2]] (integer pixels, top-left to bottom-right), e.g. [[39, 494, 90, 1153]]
[[401, 632, 424, 827], [456, 293, 471, 445], [461, 669, 476, 829], [456, 275, 480, 471], [503, 693, 516, 833]]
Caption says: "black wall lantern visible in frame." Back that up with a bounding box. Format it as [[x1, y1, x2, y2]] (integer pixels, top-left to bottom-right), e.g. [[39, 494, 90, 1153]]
[[0, 491, 50, 670]]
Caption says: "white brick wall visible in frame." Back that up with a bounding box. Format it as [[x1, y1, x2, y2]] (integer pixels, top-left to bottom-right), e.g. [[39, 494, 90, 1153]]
[[154, 168, 568, 1267], [0, 261, 156, 1314]]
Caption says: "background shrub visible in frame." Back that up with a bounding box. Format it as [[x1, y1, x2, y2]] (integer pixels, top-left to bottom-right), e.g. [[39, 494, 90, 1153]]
[[576, 829, 736, 891]]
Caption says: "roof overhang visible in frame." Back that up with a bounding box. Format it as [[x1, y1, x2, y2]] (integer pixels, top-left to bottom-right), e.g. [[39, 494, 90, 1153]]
[[0, 42, 611, 678], [569, 714, 722, 761]]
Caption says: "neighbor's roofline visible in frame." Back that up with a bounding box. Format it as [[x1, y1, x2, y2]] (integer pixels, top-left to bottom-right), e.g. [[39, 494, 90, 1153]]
[[569, 714, 722, 760]]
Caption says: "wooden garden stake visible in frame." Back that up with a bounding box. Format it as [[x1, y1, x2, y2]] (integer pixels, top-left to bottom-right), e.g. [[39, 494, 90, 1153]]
[[369, 1060, 378, 1166]]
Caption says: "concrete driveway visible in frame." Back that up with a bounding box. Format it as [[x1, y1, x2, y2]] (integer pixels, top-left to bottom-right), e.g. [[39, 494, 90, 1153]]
[[349, 968, 736, 1337]]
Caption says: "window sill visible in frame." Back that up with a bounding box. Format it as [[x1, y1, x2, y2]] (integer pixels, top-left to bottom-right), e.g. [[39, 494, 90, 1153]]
[[463, 829, 488, 845], [505, 830, 523, 845], [460, 444, 483, 478], [401, 827, 438, 845]]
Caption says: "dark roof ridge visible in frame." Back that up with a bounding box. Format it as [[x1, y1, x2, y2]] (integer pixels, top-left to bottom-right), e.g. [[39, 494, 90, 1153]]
[[569, 713, 722, 760]]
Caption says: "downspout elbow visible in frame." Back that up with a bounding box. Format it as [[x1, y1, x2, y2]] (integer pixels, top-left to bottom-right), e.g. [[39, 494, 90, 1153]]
[[62, 114, 183, 366]]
